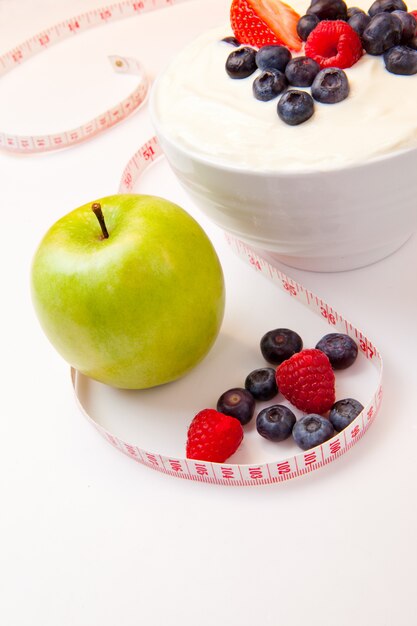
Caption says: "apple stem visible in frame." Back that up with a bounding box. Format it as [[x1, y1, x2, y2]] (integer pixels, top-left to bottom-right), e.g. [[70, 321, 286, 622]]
[[92, 202, 109, 239]]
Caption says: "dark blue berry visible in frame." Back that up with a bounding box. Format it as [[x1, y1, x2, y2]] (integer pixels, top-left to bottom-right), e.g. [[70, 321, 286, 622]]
[[307, 0, 348, 21], [348, 12, 371, 35], [245, 368, 278, 401], [217, 388, 255, 425], [409, 35, 417, 50], [347, 6, 366, 18], [362, 13, 402, 54], [255, 45, 292, 72], [253, 69, 287, 101], [285, 56, 321, 87], [392, 10, 417, 42], [292, 415, 334, 451], [260, 328, 303, 365], [296, 14, 320, 41], [277, 90, 315, 125], [225, 47, 257, 79], [384, 44, 417, 74], [315, 333, 358, 369], [311, 68, 349, 104], [368, 0, 407, 17], [329, 398, 364, 431], [256, 405, 296, 442], [221, 36, 241, 46]]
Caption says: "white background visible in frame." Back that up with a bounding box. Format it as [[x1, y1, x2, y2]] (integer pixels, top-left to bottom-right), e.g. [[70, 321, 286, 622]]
[[1, 1, 417, 625]]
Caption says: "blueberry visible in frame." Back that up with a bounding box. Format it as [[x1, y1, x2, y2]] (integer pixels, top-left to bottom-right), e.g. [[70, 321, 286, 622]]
[[392, 10, 417, 42], [221, 36, 241, 46], [292, 415, 334, 450], [217, 388, 255, 425], [277, 90, 315, 125], [253, 69, 287, 101], [225, 47, 257, 79], [260, 328, 303, 365], [285, 56, 321, 87], [307, 0, 348, 21], [348, 11, 371, 35], [368, 0, 407, 17], [384, 44, 417, 74], [315, 333, 358, 369], [245, 367, 278, 401], [347, 6, 366, 18], [256, 405, 296, 442], [255, 45, 292, 72], [296, 14, 320, 41], [362, 13, 402, 54], [329, 398, 364, 431], [311, 68, 349, 104], [409, 35, 417, 50]]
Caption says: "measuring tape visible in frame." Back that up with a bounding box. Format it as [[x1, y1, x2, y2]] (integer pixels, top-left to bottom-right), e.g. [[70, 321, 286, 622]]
[[0, 0, 185, 152], [78, 133, 384, 486], [3, 0, 383, 485]]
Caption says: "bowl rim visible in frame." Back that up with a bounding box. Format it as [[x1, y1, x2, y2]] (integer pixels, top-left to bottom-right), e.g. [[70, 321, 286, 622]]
[[149, 74, 417, 178]]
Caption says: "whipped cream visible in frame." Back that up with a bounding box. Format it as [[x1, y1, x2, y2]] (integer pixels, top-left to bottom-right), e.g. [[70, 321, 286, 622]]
[[152, 0, 417, 171]]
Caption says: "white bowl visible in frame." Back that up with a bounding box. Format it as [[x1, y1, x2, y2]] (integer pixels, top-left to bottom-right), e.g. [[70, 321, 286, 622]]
[[149, 86, 417, 272]]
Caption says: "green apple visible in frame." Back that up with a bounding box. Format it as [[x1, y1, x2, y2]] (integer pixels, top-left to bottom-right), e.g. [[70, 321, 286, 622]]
[[31, 194, 225, 389]]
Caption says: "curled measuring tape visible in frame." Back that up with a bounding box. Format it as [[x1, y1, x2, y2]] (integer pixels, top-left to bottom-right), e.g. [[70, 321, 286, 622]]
[[69, 134, 383, 486], [0, 0, 186, 152], [3, 0, 383, 485]]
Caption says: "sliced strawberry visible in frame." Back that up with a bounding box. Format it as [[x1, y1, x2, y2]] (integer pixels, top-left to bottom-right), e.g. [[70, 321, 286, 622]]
[[230, 0, 302, 52], [231, 0, 284, 48], [254, 0, 303, 51]]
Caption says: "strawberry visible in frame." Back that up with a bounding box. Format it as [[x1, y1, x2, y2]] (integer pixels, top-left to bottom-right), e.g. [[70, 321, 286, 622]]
[[276, 349, 336, 414], [305, 20, 363, 69], [186, 409, 243, 463], [230, 0, 302, 51]]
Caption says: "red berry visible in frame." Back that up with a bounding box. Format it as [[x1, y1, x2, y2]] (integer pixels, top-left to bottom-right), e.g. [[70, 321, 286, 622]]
[[276, 349, 336, 414], [411, 10, 417, 32], [186, 409, 243, 463], [305, 20, 363, 69], [230, 0, 302, 51]]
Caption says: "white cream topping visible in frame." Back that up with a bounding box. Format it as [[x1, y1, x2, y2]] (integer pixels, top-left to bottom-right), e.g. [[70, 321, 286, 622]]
[[152, 0, 417, 171]]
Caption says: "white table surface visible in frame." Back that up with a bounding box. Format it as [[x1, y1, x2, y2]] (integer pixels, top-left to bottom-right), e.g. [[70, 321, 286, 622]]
[[1, 1, 417, 625]]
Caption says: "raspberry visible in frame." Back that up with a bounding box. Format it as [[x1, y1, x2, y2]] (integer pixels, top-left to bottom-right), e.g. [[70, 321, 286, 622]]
[[230, 0, 302, 51], [276, 349, 336, 414], [305, 20, 363, 69], [186, 409, 243, 463]]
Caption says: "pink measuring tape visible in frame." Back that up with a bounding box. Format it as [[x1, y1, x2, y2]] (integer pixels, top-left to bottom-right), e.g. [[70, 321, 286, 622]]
[[3, 0, 383, 485]]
